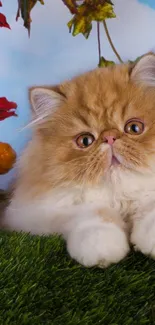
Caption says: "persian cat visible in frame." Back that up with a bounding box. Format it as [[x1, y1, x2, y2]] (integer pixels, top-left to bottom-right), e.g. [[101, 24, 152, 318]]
[[3, 54, 155, 268]]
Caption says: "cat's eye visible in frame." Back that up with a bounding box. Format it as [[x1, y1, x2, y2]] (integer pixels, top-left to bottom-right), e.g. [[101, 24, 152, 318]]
[[124, 119, 144, 135], [76, 133, 95, 148]]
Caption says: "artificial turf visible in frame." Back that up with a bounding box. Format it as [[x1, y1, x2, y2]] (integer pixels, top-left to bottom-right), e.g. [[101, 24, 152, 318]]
[[0, 231, 155, 325]]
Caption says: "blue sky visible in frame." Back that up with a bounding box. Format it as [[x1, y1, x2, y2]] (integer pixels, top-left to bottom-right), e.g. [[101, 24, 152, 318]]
[[138, 0, 155, 9], [1, 0, 155, 188]]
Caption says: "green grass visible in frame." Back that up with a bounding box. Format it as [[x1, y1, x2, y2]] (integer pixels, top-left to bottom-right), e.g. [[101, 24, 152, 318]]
[[0, 231, 155, 325]]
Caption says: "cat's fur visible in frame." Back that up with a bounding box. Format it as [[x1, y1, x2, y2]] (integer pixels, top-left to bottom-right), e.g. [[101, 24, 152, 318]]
[[3, 54, 155, 267]]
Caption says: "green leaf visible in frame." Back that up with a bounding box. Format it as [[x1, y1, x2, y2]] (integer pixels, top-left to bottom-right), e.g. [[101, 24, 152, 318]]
[[98, 56, 115, 67], [128, 56, 141, 64]]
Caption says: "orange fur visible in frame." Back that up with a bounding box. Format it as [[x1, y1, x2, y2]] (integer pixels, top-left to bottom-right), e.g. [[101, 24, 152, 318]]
[[4, 53, 155, 268], [17, 60, 155, 198]]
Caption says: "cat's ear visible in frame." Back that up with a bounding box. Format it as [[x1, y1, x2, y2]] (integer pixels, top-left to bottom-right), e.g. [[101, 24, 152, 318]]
[[29, 86, 65, 122], [130, 53, 155, 86]]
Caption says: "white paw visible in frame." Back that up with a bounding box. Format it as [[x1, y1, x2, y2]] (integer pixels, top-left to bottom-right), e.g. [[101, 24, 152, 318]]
[[67, 223, 129, 268], [131, 215, 155, 258]]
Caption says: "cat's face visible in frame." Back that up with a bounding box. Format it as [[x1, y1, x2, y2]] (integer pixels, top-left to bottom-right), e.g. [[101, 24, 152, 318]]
[[29, 54, 155, 187]]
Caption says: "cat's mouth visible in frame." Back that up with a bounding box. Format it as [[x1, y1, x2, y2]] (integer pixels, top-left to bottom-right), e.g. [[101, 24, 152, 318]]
[[106, 147, 122, 169], [111, 155, 121, 166]]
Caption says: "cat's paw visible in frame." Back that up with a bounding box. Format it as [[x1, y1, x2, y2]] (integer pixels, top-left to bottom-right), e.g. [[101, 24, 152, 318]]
[[131, 215, 155, 258], [67, 223, 129, 268]]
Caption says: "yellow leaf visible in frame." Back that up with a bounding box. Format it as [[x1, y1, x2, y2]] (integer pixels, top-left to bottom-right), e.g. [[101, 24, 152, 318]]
[[67, 1, 116, 38], [68, 16, 92, 38], [89, 3, 116, 21]]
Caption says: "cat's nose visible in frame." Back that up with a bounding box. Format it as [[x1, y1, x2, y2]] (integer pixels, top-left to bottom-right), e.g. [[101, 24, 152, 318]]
[[102, 129, 120, 145], [103, 135, 116, 145]]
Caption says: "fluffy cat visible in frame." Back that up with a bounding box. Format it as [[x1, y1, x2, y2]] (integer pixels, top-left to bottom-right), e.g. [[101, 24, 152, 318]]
[[3, 53, 155, 268]]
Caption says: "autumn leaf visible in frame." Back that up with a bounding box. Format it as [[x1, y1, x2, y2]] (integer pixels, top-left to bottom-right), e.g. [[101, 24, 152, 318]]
[[98, 56, 115, 67], [0, 13, 11, 29], [85, 0, 114, 5], [62, 0, 78, 14], [0, 2, 2, 7], [128, 56, 142, 64], [67, 1, 115, 38], [0, 97, 17, 121], [128, 60, 134, 64], [16, 0, 44, 36], [68, 8, 92, 38]]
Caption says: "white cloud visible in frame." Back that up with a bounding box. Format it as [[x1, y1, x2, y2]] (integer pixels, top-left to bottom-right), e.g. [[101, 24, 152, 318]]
[[1, 0, 155, 80], [109, 0, 155, 60]]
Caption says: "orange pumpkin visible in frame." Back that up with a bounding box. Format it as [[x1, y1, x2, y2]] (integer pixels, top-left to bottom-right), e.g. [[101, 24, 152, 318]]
[[0, 142, 16, 174]]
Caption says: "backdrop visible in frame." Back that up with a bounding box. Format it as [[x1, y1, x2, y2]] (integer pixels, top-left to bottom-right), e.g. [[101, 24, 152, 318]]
[[0, 0, 155, 188]]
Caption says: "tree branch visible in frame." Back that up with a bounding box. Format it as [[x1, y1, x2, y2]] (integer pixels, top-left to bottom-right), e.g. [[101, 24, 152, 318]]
[[103, 20, 123, 63]]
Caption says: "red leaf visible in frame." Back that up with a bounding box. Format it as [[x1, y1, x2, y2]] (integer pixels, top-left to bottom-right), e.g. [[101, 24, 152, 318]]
[[0, 2, 2, 7], [0, 13, 11, 29], [0, 97, 17, 109], [0, 97, 17, 121]]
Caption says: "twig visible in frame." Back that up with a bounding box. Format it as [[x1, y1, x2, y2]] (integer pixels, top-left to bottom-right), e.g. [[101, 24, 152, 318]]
[[103, 20, 123, 63], [97, 22, 101, 62]]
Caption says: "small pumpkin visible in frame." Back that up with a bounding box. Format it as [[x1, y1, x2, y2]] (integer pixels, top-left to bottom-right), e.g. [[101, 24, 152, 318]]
[[0, 142, 16, 174]]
